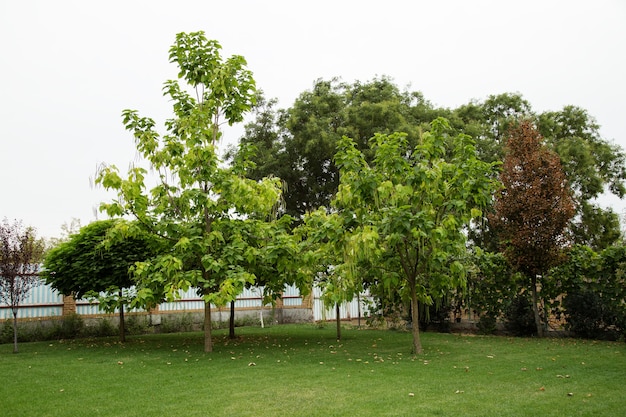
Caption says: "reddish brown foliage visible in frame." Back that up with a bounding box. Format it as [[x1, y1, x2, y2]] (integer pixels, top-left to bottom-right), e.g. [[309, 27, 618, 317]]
[[490, 120, 575, 277]]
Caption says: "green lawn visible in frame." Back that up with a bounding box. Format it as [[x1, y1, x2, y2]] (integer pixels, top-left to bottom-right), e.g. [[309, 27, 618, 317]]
[[1, 324, 624, 416]]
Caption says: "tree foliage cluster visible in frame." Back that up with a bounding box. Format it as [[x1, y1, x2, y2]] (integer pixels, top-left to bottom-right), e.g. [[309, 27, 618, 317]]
[[237, 76, 625, 343], [549, 245, 626, 340], [239, 80, 625, 249], [91, 32, 308, 352], [41, 219, 161, 342], [33, 33, 626, 355]]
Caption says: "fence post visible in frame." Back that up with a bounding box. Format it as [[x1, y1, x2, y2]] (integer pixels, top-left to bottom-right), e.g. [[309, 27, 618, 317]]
[[301, 291, 313, 309], [62, 293, 76, 316]]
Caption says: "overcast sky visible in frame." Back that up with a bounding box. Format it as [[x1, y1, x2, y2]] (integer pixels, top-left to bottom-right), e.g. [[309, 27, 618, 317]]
[[2, 0, 625, 239]]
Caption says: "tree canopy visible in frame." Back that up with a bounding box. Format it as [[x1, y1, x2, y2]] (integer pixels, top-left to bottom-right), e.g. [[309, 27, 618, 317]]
[[234, 77, 443, 219], [96, 32, 290, 352], [236, 84, 624, 248], [490, 120, 576, 337], [41, 219, 160, 341], [322, 118, 499, 353], [0, 218, 45, 353]]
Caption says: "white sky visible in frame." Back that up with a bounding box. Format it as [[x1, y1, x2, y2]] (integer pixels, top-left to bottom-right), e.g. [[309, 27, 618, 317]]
[[1, 0, 625, 239]]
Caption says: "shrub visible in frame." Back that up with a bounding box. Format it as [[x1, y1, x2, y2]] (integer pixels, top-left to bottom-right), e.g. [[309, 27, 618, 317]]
[[563, 289, 622, 340], [1, 320, 13, 343], [504, 294, 536, 336], [419, 298, 452, 332], [477, 314, 498, 335], [125, 315, 149, 335], [54, 313, 84, 339], [161, 313, 195, 333]]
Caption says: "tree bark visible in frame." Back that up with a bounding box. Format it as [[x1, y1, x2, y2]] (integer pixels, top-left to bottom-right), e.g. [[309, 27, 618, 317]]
[[204, 301, 213, 352], [336, 303, 341, 341], [531, 274, 544, 338], [119, 289, 126, 343], [12, 310, 18, 354], [410, 280, 423, 354], [229, 300, 236, 339]]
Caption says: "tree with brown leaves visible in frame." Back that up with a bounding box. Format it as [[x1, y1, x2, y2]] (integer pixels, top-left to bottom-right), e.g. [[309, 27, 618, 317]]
[[490, 120, 575, 337]]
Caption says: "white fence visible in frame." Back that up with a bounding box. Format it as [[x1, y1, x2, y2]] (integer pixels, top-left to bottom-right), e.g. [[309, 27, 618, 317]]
[[1, 279, 374, 322]]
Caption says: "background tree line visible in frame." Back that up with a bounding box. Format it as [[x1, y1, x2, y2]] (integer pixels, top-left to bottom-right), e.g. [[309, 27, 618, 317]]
[[7, 34, 623, 355], [232, 76, 626, 341]]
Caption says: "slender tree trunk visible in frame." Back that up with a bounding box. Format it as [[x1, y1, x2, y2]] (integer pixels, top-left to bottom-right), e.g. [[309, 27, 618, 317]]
[[410, 280, 422, 354], [530, 274, 544, 338], [204, 301, 213, 352], [119, 289, 126, 343], [12, 309, 19, 354], [336, 303, 341, 341], [229, 300, 236, 339], [357, 293, 361, 328]]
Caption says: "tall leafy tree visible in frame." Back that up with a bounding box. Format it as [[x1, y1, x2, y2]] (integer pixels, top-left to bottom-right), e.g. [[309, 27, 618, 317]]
[[41, 219, 160, 342], [490, 120, 575, 337], [96, 32, 283, 352], [0, 218, 45, 353], [237, 77, 441, 219], [327, 119, 499, 353], [300, 207, 365, 341], [452, 93, 533, 164], [538, 106, 626, 249], [455, 95, 625, 250]]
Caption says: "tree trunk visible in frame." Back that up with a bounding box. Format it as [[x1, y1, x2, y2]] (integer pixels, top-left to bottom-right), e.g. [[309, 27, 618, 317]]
[[410, 280, 423, 354], [119, 289, 126, 343], [12, 309, 18, 354], [530, 274, 544, 338], [204, 301, 213, 352], [336, 303, 341, 341], [229, 300, 236, 339], [357, 293, 361, 328]]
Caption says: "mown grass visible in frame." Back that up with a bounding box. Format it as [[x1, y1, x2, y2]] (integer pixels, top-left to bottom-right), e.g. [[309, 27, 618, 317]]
[[1, 324, 624, 416]]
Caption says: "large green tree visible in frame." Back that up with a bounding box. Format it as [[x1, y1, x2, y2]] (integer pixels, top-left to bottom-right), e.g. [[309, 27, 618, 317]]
[[454, 94, 625, 250], [0, 218, 45, 353], [490, 120, 575, 337], [538, 106, 625, 249], [41, 219, 159, 342], [96, 32, 284, 352], [239, 86, 624, 249], [235, 77, 442, 219], [325, 118, 499, 353]]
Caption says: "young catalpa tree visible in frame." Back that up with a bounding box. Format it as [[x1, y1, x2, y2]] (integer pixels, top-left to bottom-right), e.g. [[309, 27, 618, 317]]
[[328, 119, 499, 354], [0, 218, 45, 353], [490, 120, 575, 337], [96, 32, 285, 352], [300, 207, 370, 341]]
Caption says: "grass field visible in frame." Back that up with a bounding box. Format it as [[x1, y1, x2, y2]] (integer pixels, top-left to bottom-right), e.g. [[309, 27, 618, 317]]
[[1, 324, 624, 416]]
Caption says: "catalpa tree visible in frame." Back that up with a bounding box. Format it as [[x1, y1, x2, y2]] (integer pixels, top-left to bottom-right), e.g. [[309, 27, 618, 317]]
[[41, 219, 161, 342], [96, 32, 285, 352], [327, 119, 499, 353]]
